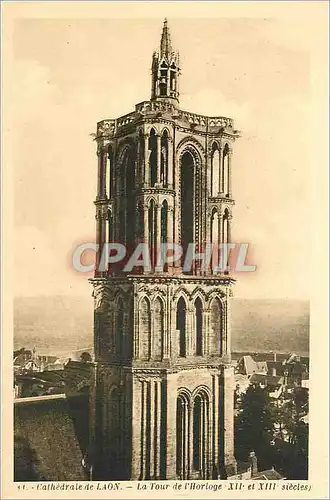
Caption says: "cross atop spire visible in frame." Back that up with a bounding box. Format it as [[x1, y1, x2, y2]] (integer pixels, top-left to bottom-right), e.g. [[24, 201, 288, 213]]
[[160, 18, 172, 57]]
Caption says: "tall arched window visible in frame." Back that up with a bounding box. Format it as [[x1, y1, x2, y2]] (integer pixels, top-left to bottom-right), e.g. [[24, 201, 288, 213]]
[[139, 297, 151, 360], [223, 208, 229, 245], [161, 130, 169, 186], [192, 391, 209, 476], [138, 130, 144, 186], [176, 393, 189, 479], [170, 63, 177, 91], [108, 146, 114, 199], [176, 297, 187, 357], [161, 200, 168, 272], [117, 297, 124, 358], [211, 144, 220, 197], [211, 209, 219, 272], [118, 151, 127, 242], [223, 144, 230, 196], [210, 298, 222, 355], [118, 147, 135, 244], [195, 298, 203, 356], [148, 200, 156, 268], [180, 151, 195, 269], [136, 202, 144, 242], [149, 129, 157, 187], [154, 297, 164, 360], [161, 200, 168, 244], [126, 149, 136, 246]]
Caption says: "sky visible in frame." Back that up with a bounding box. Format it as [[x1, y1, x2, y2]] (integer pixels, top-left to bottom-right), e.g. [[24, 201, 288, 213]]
[[4, 1, 328, 300]]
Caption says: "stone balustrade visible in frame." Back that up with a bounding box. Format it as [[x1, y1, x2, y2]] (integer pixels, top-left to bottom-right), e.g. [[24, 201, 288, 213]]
[[96, 100, 235, 138]]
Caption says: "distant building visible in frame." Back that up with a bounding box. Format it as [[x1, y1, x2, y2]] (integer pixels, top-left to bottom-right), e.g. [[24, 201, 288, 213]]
[[250, 373, 285, 399], [235, 355, 268, 377]]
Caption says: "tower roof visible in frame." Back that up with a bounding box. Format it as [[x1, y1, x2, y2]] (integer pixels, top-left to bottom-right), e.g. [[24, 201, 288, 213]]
[[160, 18, 173, 57]]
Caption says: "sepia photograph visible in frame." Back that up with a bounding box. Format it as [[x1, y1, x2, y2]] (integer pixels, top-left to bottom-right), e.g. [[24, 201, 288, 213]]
[[2, 1, 328, 498]]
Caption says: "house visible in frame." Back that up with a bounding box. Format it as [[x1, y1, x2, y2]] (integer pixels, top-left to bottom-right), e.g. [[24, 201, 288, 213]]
[[250, 373, 285, 399], [236, 355, 268, 377]]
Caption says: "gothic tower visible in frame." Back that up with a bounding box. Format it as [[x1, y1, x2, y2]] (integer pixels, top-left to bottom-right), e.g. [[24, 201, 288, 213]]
[[90, 19, 240, 480]]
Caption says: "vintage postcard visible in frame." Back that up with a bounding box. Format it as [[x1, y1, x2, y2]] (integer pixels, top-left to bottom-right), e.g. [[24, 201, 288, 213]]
[[1, 1, 329, 499]]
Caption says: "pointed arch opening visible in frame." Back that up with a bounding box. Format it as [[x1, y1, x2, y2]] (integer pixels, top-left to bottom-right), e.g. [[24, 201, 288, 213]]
[[138, 130, 144, 186], [159, 61, 168, 96], [195, 297, 203, 356], [149, 129, 157, 187], [148, 199, 156, 268], [180, 151, 195, 269], [161, 130, 169, 186], [161, 200, 168, 272], [118, 146, 135, 244], [176, 392, 189, 479], [139, 297, 151, 360], [210, 297, 222, 356], [211, 209, 219, 272], [192, 391, 209, 476], [176, 297, 187, 357], [211, 144, 220, 197], [223, 208, 229, 246], [136, 201, 144, 242], [223, 143, 230, 196], [154, 297, 164, 360]]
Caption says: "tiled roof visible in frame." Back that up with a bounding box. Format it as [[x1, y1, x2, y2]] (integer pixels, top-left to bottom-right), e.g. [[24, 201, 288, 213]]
[[14, 394, 89, 481], [252, 469, 284, 480], [250, 373, 283, 387]]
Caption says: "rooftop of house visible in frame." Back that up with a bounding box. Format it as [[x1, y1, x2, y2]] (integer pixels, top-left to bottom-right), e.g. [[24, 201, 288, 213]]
[[252, 468, 284, 480], [250, 373, 284, 387]]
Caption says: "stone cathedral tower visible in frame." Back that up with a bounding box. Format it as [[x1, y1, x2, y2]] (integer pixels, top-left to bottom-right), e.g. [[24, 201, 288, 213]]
[[90, 19, 240, 480]]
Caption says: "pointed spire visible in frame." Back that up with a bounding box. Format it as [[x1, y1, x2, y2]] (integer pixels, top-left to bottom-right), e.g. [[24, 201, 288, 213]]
[[160, 18, 172, 57]]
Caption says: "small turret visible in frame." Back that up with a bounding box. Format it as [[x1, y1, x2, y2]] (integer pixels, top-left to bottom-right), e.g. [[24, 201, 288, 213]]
[[151, 18, 180, 102]]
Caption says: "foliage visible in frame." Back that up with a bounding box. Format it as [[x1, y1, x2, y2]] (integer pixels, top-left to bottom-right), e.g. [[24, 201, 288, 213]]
[[235, 384, 275, 469]]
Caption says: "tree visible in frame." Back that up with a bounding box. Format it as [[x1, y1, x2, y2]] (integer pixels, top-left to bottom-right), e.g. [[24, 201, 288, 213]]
[[235, 384, 275, 470]]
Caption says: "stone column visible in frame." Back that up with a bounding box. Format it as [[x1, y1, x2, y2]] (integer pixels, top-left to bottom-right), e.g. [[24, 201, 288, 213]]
[[166, 375, 177, 479], [223, 367, 236, 471], [96, 150, 102, 199], [155, 380, 161, 478], [188, 403, 194, 478], [101, 148, 107, 198], [187, 307, 194, 356], [226, 288, 232, 358], [204, 311, 210, 355], [156, 204, 162, 271], [227, 214, 232, 244], [168, 137, 174, 188], [149, 380, 155, 478], [218, 210, 223, 271], [156, 135, 161, 184], [213, 374, 219, 475], [144, 134, 150, 185], [143, 203, 149, 247], [167, 207, 174, 272], [141, 379, 148, 479]]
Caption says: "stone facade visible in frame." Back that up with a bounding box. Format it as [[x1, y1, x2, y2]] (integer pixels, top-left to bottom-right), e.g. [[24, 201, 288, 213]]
[[90, 19, 240, 480]]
